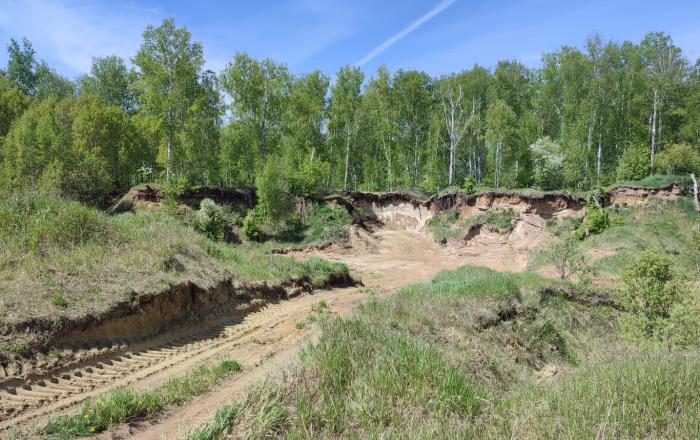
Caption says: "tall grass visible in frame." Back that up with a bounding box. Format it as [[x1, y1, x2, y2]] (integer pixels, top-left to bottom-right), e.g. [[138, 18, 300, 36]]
[[43, 359, 241, 438], [185, 266, 631, 439], [584, 198, 699, 277]]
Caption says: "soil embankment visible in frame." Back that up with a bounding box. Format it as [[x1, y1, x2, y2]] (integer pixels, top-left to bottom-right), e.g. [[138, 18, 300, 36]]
[[109, 186, 256, 214]]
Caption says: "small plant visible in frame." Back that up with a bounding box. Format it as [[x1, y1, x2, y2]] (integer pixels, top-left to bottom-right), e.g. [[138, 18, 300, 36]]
[[196, 199, 227, 241], [51, 293, 68, 308], [619, 250, 691, 345], [585, 206, 610, 235], [295, 322, 305, 330], [535, 236, 593, 282], [311, 300, 328, 312], [242, 205, 266, 241]]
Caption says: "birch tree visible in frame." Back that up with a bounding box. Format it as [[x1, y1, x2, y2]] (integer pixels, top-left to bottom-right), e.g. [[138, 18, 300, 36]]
[[132, 18, 204, 179], [439, 76, 476, 186]]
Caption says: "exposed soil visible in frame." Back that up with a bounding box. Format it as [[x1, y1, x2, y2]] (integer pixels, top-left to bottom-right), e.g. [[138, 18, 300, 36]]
[[608, 182, 683, 206], [109, 186, 256, 214]]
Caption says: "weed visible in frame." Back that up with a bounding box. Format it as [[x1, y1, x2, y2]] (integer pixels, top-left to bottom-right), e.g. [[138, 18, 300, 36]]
[[295, 322, 305, 330], [51, 293, 68, 308]]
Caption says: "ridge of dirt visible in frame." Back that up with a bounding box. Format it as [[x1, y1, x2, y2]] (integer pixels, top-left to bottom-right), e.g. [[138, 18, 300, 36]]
[[0, 271, 354, 387], [109, 186, 256, 214], [608, 182, 683, 206], [0, 286, 365, 435]]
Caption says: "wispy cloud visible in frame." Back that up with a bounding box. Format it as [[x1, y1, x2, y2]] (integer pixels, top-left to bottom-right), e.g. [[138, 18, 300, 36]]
[[0, 0, 159, 76], [355, 0, 455, 66]]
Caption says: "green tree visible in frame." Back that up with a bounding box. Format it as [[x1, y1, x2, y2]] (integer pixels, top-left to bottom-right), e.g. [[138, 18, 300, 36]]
[[6, 37, 37, 95], [132, 18, 204, 179], [181, 71, 222, 185], [219, 53, 291, 184], [77, 56, 134, 111], [616, 143, 650, 181], [485, 100, 516, 188], [328, 65, 364, 191], [620, 251, 688, 344], [528, 137, 565, 189]]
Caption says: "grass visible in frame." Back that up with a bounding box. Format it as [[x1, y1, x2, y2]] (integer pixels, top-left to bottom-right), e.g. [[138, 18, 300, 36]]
[[427, 208, 518, 241], [582, 198, 699, 278], [612, 174, 691, 189], [185, 265, 700, 439], [0, 192, 348, 358], [272, 204, 352, 247], [43, 358, 241, 438], [185, 266, 644, 439]]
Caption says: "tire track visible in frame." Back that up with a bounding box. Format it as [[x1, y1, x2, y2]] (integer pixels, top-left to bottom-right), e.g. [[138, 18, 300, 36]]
[[0, 289, 357, 432]]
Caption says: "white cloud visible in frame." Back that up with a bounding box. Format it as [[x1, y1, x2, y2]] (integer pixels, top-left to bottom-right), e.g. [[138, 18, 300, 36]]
[[355, 0, 455, 66], [0, 0, 160, 76]]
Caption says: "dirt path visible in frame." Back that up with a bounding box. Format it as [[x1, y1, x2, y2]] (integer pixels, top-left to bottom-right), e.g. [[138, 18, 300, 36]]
[[109, 230, 465, 439]]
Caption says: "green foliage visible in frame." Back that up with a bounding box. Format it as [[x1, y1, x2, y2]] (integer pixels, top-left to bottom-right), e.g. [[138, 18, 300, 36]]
[[0, 193, 115, 257], [528, 137, 565, 189], [655, 143, 700, 175], [297, 204, 351, 245], [427, 209, 517, 241], [195, 198, 227, 241], [616, 143, 650, 181], [242, 205, 265, 241], [534, 236, 593, 282], [585, 206, 610, 235], [51, 293, 68, 308], [255, 159, 295, 229], [462, 176, 476, 194], [619, 250, 692, 345]]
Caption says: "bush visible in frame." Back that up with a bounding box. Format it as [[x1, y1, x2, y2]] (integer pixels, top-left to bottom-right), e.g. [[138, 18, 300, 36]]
[[462, 176, 476, 194], [585, 206, 609, 235], [619, 250, 692, 345], [242, 205, 265, 241], [195, 198, 226, 241], [535, 236, 593, 282], [616, 143, 650, 181], [655, 143, 700, 175]]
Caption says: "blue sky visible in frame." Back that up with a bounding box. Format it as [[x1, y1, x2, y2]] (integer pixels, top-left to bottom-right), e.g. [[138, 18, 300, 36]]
[[1, 0, 699, 80]]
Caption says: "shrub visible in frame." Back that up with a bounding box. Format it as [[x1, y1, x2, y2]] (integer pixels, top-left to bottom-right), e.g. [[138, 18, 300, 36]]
[[619, 250, 691, 345], [585, 206, 609, 235], [655, 143, 700, 175], [242, 205, 265, 241], [195, 198, 226, 241], [616, 143, 650, 181], [462, 176, 476, 194], [535, 236, 593, 282]]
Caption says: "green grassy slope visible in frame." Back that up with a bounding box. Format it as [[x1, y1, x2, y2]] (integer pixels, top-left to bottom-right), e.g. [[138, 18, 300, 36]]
[[0, 193, 347, 353], [182, 265, 700, 439]]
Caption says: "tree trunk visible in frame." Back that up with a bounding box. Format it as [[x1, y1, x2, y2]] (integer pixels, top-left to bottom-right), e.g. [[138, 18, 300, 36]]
[[382, 135, 393, 191], [596, 115, 603, 180], [691, 173, 700, 213], [585, 108, 596, 179], [650, 88, 658, 168], [343, 125, 351, 192]]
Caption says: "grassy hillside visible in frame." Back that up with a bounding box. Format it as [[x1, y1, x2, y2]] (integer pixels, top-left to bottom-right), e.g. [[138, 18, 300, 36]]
[[182, 265, 700, 439], [583, 198, 699, 277], [0, 193, 347, 335]]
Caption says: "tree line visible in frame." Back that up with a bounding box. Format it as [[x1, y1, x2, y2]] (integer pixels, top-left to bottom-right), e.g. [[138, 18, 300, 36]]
[[1, 19, 699, 204]]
